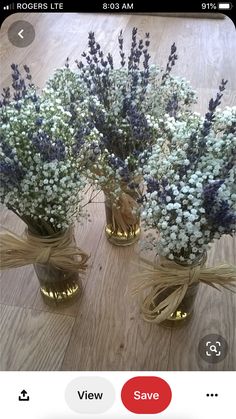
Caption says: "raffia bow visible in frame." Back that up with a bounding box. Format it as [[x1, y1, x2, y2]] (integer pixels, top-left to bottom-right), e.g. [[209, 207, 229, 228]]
[[0, 227, 89, 272], [132, 255, 236, 323]]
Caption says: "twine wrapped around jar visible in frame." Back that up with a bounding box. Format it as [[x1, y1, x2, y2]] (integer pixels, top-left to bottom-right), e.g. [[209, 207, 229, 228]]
[[0, 226, 89, 272], [103, 174, 141, 232], [108, 191, 139, 234], [132, 255, 236, 324]]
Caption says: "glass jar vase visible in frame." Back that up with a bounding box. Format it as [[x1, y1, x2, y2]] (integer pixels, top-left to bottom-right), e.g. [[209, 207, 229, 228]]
[[31, 228, 83, 305]]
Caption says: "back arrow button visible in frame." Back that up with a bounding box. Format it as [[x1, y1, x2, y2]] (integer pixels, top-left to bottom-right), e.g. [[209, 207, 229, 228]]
[[18, 29, 24, 39], [8, 20, 35, 48]]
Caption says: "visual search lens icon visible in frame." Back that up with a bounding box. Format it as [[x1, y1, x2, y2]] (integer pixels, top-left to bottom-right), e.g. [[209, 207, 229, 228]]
[[206, 341, 222, 357], [198, 334, 228, 363]]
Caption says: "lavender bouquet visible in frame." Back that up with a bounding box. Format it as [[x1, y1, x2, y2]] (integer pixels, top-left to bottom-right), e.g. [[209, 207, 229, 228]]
[[142, 80, 236, 262], [133, 81, 236, 324], [74, 28, 196, 244], [0, 64, 100, 235]]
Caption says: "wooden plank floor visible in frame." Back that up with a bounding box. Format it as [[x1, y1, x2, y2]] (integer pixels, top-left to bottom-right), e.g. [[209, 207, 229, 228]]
[[0, 13, 235, 371]]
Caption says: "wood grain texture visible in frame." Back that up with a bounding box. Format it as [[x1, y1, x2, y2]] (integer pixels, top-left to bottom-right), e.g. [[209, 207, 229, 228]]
[[0, 211, 39, 308], [62, 237, 172, 371], [0, 304, 74, 370], [167, 235, 236, 371], [0, 13, 235, 371]]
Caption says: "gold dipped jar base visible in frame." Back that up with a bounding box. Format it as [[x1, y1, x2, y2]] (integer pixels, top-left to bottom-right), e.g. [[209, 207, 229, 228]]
[[156, 284, 199, 328], [159, 307, 194, 328], [39, 277, 82, 306], [149, 282, 200, 328], [105, 223, 141, 246], [34, 261, 82, 306]]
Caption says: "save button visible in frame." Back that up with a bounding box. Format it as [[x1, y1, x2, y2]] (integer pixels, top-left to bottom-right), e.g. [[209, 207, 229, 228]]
[[121, 376, 172, 414]]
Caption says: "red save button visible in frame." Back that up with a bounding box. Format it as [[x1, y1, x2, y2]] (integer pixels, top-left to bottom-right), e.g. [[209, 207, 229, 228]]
[[121, 376, 172, 414]]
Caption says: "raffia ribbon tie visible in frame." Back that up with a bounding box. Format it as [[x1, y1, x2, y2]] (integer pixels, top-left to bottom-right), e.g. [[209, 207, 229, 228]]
[[132, 255, 236, 324], [111, 192, 139, 234], [0, 227, 89, 272]]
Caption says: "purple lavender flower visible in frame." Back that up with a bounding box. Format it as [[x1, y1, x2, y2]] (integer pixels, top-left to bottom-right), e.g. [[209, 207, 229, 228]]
[[0, 64, 35, 109], [203, 180, 236, 235], [146, 177, 160, 194], [108, 155, 130, 183], [161, 43, 178, 81], [0, 87, 11, 107], [0, 161, 24, 189], [166, 93, 179, 118], [76, 28, 153, 111], [0, 141, 25, 189], [186, 79, 228, 168], [32, 132, 66, 162], [75, 29, 180, 182]]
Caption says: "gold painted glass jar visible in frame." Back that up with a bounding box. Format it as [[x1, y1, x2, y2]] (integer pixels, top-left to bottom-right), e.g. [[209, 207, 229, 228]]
[[32, 228, 83, 305], [104, 189, 141, 246]]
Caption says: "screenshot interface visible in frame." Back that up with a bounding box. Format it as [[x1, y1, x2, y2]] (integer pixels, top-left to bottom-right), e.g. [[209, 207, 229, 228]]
[[0, 1, 235, 418]]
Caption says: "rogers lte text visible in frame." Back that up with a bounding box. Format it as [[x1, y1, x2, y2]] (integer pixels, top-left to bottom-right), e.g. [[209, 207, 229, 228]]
[[16, 3, 64, 10]]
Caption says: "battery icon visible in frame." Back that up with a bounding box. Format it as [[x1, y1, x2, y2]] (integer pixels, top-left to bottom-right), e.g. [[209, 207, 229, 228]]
[[217, 2, 232, 9]]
